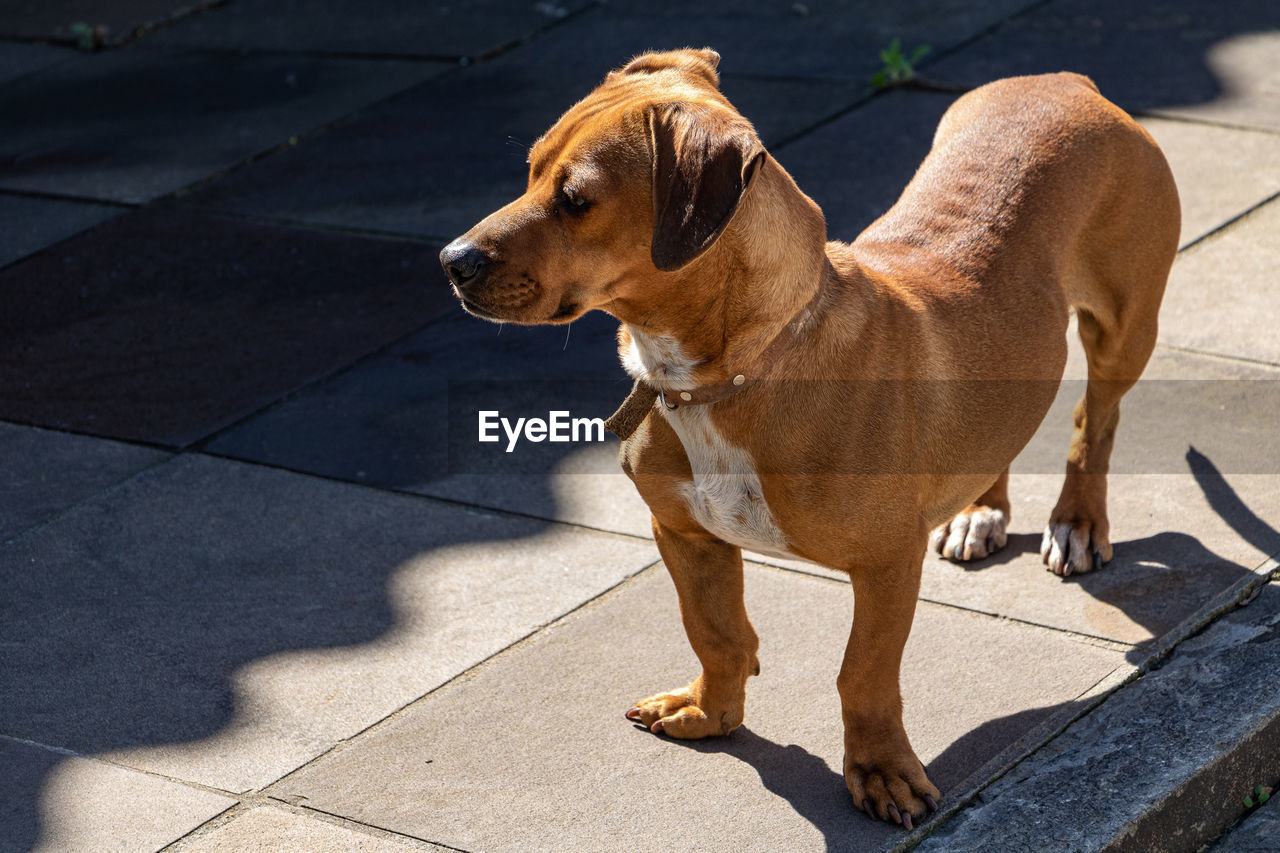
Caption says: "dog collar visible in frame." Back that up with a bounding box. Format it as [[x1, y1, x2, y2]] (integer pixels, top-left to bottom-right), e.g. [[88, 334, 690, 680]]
[[604, 282, 825, 440]]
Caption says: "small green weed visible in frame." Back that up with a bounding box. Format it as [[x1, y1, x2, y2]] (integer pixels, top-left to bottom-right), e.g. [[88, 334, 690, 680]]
[[68, 21, 108, 51], [871, 38, 931, 90]]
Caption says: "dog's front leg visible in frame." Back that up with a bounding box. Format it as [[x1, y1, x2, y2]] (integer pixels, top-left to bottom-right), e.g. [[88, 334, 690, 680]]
[[626, 518, 759, 738], [840, 545, 941, 828]]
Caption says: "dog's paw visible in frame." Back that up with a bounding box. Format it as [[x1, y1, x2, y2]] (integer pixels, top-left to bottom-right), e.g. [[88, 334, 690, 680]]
[[844, 737, 940, 831], [625, 684, 742, 739], [1041, 520, 1112, 576], [929, 506, 1008, 562]]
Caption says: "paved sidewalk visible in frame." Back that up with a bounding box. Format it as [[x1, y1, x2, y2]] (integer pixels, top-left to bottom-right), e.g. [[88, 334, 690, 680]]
[[1, 2, 1278, 851]]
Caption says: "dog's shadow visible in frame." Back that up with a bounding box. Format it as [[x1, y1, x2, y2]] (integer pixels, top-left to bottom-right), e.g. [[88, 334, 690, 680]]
[[644, 705, 1065, 851], [673, 728, 878, 847]]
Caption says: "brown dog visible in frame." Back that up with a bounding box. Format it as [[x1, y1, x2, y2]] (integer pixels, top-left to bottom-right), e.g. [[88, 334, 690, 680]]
[[440, 49, 1179, 828]]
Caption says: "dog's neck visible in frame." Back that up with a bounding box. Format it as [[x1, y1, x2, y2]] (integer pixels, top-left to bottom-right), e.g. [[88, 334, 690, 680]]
[[617, 156, 829, 390]]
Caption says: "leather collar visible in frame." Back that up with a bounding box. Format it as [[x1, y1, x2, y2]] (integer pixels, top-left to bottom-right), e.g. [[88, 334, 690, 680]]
[[604, 281, 825, 440]]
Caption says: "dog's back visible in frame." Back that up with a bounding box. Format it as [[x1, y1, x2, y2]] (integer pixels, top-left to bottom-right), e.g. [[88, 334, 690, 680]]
[[855, 73, 1179, 306]]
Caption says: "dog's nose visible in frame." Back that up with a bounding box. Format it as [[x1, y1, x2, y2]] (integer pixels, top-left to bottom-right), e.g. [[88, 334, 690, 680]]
[[440, 240, 491, 289]]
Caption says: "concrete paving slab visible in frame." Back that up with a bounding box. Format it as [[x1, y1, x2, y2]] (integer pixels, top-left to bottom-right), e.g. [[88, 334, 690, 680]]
[[0, 193, 122, 270], [179, 21, 867, 241], [0, 0, 210, 46], [1140, 117, 1280, 249], [270, 564, 1124, 853], [0, 420, 168, 542], [1151, 30, 1280, 134], [0, 737, 234, 853], [0, 48, 446, 203], [0, 452, 658, 800], [148, 0, 591, 59], [172, 805, 434, 852], [1160, 197, 1280, 367], [0, 207, 449, 447], [928, 0, 1280, 133], [915, 578, 1280, 853]]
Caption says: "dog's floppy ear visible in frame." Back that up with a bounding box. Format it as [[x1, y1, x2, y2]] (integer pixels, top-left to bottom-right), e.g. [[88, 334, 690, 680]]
[[648, 102, 765, 272]]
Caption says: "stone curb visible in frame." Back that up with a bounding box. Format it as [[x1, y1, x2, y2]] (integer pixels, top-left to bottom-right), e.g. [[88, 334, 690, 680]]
[[910, 566, 1280, 853]]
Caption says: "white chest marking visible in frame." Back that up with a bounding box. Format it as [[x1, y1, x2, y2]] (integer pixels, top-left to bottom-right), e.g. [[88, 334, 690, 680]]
[[664, 405, 791, 558], [622, 327, 697, 386]]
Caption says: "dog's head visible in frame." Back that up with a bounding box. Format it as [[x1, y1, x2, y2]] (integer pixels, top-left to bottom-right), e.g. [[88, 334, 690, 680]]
[[439, 48, 766, 325]]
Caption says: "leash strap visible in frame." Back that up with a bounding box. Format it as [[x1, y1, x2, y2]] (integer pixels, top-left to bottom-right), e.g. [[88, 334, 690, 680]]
[[604, 380, 659, 440]]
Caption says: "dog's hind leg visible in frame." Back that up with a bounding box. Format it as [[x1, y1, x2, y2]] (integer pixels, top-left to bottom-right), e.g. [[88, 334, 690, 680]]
[[625, 518, 759, 737], [1042, 307, 1157, 575], [929, 470, 1011, 561], [1045, 246, 1174, 575]]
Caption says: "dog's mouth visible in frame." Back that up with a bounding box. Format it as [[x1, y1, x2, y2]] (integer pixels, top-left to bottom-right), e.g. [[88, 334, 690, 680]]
[[546, 300, 580, 323], [455, 292, 505, 321], [455, 290, 582, 326]]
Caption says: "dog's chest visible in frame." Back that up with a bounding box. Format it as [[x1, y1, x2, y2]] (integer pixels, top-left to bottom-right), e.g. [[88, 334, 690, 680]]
[[663, 406, 791, 557]]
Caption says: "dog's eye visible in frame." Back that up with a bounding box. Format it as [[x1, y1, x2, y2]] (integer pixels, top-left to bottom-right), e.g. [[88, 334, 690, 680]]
[[560, 186, 591, 215]]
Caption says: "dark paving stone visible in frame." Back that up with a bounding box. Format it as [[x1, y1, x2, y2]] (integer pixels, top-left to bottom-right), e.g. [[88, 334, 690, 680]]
[[206, 307, 631, 493], [0, 208, 449, 447], [778, 88, 957, 240], [0, 421, 168, 542], [179, 14, 871, 240], [0, 48, 447, 203], [147, 0, 592, 59], [580, 0, 1039, 81], [929, 0, 1280, 133], [0, 42, 71, 85], [0, 193, 123, 269], [0, 0, 199, 45]]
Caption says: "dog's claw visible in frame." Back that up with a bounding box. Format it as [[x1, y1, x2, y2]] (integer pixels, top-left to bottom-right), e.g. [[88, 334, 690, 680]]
[[902, 810, 913, 831], [863, 799, 874, 819], [924, 794, 939, 812], [625, 707, 641, 721], [650, 720, 664, 734], [1042, 521, 1111, 576], [887, 803, 902, 825]]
